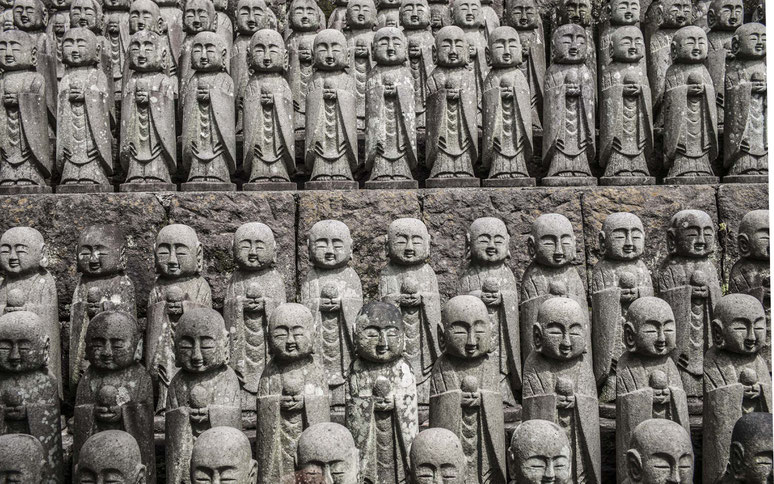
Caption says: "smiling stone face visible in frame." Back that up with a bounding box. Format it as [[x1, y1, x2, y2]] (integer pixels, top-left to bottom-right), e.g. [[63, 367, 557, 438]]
[[268, 303, 314, 361], [312, 29, 348, 71], [551, 24, 588, 63], [0, 227, 45, 277], [668, 210, 714, 258], [601, 213, 645, 262], [733, 23, 766, 60], [534, 297, 586, 361], [128, 30, 165, 72], [70, 0, 101, 30], [388, 218, 429, 266], [308, 220, 352, 270], [708, 0, 743, 30], [249, 28, 285, 73], [12, 0, 46, 31], [468, 217, 509, 265], [155, 224, 202, 278], [77, 225, 126, 277], [345, 0, 375, 28], [183, 0, 214, 33], [191, 31, 226, 71], [174, 307, 228, 373], [62, 27, 101, 67], [610, 26, 645, 63], [0, 311, 48, 373], [85, 311, 139, 371], [529, 214, 576, 268], [671, 26, 708, 63], [372, 27, 407, 66], [624, 297, 677, 357], [508, 0, 539, 29], [509, 420, 572, 484], [451, 0, 482, 28], [442, 295, 491, 359], [711, 294, 767, 355], [488, 26, 522, 68], [435, 26, 469, 67], [610, 0, 640, 25], [354, 301, 404, 363], [399, 0, 430, 28], [235, 0, 268, 34]]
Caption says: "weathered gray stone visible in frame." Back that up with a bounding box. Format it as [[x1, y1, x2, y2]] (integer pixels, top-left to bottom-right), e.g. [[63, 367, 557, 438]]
[[191, 427, 257, 484], [714, 412, 773, 483], [509, 420, 572, 484], [75, 430, 147, 484], [410, 428, 467, 484], [623, 419, 694, 484], [295, 422, 360, 484], [0, 434, 46, 482]]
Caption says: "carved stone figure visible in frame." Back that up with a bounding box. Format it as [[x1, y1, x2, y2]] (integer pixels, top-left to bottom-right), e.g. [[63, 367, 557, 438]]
[[723, 22, 767, 183], [0, 311, 63, 484], [70, 224, 136, 393], [212, 0, 232, 53], [165, 307, 241, 484], [120, 30, 177, 192], [47, 0, 71, 81], [451, 0, 487, 117], [304, 29, 360, 190], [623, 419, 694, 484], [154, 0, 183, 76], [508, 420, 572, 484], [231, 0, 272, 110], [300, 220, 363, 408], [127, 0, 173, 78], [70, 0, 116, 100], [328, 0, 347, 30], [74, 431, 147, 484], [480, 0, 499, 34], [706, 0, 744, 134], [429, 295, 507, 484], [425, 26, 479, 188], [409, 428, 467, 484], [376, 0, 400, 27], [428, 0, 450, 34], [242, 29, 297, 191], [599, 0, 642, 74], [286, 0, 324, 134], [592, 213, 653, 406], [73, 311, 155, 483], [714, 412, 773, 483], [365, 27, 418, 189], [657, 210, 721, 406], [522, 298, 601, 484], [191, 427, 258, 484], [295, 423, 360, 484], [459, 217, 520, 406], [507, 0, 545, 134], [256, 303, 329, 484], [555, 0, 596, 96], [57, 27, 114, 193], [103, 0, 131, 101], [179, 0, 217, 94], [345, 0, 375, 134], [399, 0, 433, 132], [0, 434, 45, 483], [615, 297, 691, 482], [379, 218, 440, 407]]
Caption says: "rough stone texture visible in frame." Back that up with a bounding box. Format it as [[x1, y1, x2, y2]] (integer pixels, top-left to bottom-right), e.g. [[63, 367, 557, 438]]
[[717, 183, 769, 286]]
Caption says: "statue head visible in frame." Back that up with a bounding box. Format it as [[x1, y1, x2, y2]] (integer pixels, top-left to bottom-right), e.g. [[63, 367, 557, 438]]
[[355, 301, 404, 363], [558, 0, 591, 26], [442, 295, 491, 359], [551, 23, 587, 63], [508, 0, 539, 29], [372, 27, 407, 66], [609, 0, 640, 25], [410, 428, 467, 483], [70, 0, 102, 31], [174, 307, 229, 373], [599, 212, 645, 261], [249, 28, 287, 73], [707, 0, 743, 31], [400, 0, 430, 29], [308, 220, 352, 270], [288, 0, 322, 31], [710, 293, 766, 355], [0, 311, 49, 373], [85, 310, 141, 371], [51, 0, 71, 10], [62, 27, 102, 66], [183, 0, 215, 34], [128, 30, 167, 73], [624, 297, 676, 356], [191, 427, 258, 484], [346, 0, 375, 28], [51, 11, 69, 35], [75, 431, 147, 484], [671, 26, 708, 63], [727, 413, 773, 483], [268, 303, 315, 361], [451, 0, 482, 29], [528, 214, 576, 268], [626, 419, 693, 484], [0, 227, 46, 277], [434, 25, 469, 67], [232, 222, 277, 271], [387, 218, 429, 266], [128, 0, 162, 33], [466, 217, 510, 265], [658, 0, 692, 28], [77, 225, 127, 277], [731, 22, 766, 60], [488, 26, 522, 67], [12, 0, 47, 31], [533, 297, 586, 361], [666, 210, 714, 258], [236, 0, 269, 34], [312, 29, 348, 71], [0, 434, 45, 483], [737, 209, 769, 261], [610, 25, 645, 63], [296, 423, 360, 484], [155, 224, 203, 278], [191, 31, 227, 71], [508, 420, 572, 484]]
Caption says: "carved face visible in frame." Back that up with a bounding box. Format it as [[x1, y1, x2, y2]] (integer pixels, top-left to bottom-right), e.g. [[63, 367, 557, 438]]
[[729, 419, 774, 484], [739, 211, 769, 260], [713, 295, 767, 355], [0, 228, 44, 276], [346, 0, 374, 27], [468, 218, 509, 264], [611, 27, 645, 62], [77, 228, 125, 277], [535, 298, 585, 361], [184, 0, 213, 33], [627, 299, 676, 356], [308, 220, 352, 269], [629, 426, 693, 484], [175, 310, 228, 373], [530, 215, 576, 268], [192, 33, 225, 70], [662, 0, 692, 27], [489, 27, 522, 67], [508, 0, 538, 29], [669, 211, 714, 257], [373, 28, 406, 65], [191, 429, 258, 484], [233, 223, 276, 270], [610, 0, 640, 24], [296, 426, 360, 484], [452, 0, 482, 28], [672, 27, 708, 62], [268, 305, 314, 361], [436, 26, 468, 66], [76, 431, 145, 484], [63, 28, 100, 66], [0, 313, 47, 372], [411, 429, 467, 484], [13, 0, 45, 30], [236, 0, 267, 33], [70, 0, 100, 30], [128, 32, 164, 71], [155, 225, 201, 278], [736, 24, 766, 59], [0, 436, 44, 484], [129, 0, 160, 32], [552, 25, 587, 63], [289, 0, 320, 31], [388, 219, 429, 265], [561, 0, 591, 25], [709, 0, 743, 30], [602, 213, 645, 261], [400, 0, 430, 28], [355, 304, 404, 363], [86, 313, 138, 371], [443, 296, 491, 359], [511, 421, 572, 484]]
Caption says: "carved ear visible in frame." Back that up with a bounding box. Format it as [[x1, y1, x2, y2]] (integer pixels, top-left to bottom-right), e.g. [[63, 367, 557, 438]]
[[484, 45, 492, 67], [135, 465, 147, 484], [39, 242, 49, 268], [157, 16, 168, 34], [527, 235, 536, 259], [95, 40, 103, 57], [710, 318, 725, 347], [598, 231, 606, 257], [729, 442, 746, 477], [666, 228, 676, 254], [196, 242, 204, 274], [532, 323, 542, 352], [623, 320, 637, 351], [706, 8, 717, 29], [431, 43, 437, 65], [41, 6, 48, 26], [730, 35, 741, 56], [738, 233, 751, 257], [669, 41, 678, 62], [30, 46, 37, 68], [626, 449, 643, 482]]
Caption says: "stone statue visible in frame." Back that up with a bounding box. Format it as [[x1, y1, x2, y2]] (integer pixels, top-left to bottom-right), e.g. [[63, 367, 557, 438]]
[[70, 224, 136, 393], [345, 0, 376, 133], [555, 0, 597, 96], [47, 0, 71, 81], [428, 0, 451, 34], [0, 311, 63, 484], [508, 420, 573, 484], [154, 0, 183, 76], [231, 0, 272, 109], [295, 423, 360, 484], [429, 295, 507, 484], [328, 0, 347, 30], [458, 217, 521, 406], [181, 31, 236, 191], [365, 27, 419, 189], [127, 0, 173, 79], [507, 0, 545, 134], [424, 26, 479, 188], [520, 213, 588, 363], [623, 419, 694, 484], [57, 27, 114, 193], [179, 0, 217, 94], [74, 431, 147, 484], [480, 0, 499, 35], [304, 29, 360, 190], [522, 297, 601, 484], [592, 213, 653, 406], [482, 26, 535, 186], [223, 222, 287, 409], [706, 0, 744, 134], [242, 29, 297, 191], [300, 220, 363, 408], [191, 427, 258, 484], [0, 434, 45, 483], [451, 0, 487, 116], [212, 0, 232, 53], [286, 0, 324, 134], [714, 412, 773, 483], [615, 297, 691, 483], [750, 0, 764, 23], [256, 303, 330, 484], [70, 0, 116, 102], [703, 294, 772, 484], [347, 302, 419, 483], [379, 218, 441, 407], [165, 307, 241, 484], [120, 30, 177, 192], [599, 26, 656, 185], [0, 227, 59, 395], [103, 0, 131, 101], [409, 428, 467, 484], [73, 311, 155, 483], [657, 210, 721, 406], [399, 0, 433, 133], [599, 0, 643, 73], [723, 22, 767, 183], [376, 0, 400, 27]]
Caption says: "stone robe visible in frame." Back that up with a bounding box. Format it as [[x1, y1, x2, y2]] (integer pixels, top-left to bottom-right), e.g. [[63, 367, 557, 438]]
[[286, 31, 317, 133], [46, 9, 70, 80], [104, 9, 131, 99], [231, 34, 253, 110], [462, 27, 488, 112], [158, 5, 183, 75], [706, 30, 733, 131], [646, 27, 678, 128], [346, 29, 375, 131], [23, 30, 57, 127], [404, 28, 433, 131], [516, 27, 545, 132], [724, 58, 767, 175]]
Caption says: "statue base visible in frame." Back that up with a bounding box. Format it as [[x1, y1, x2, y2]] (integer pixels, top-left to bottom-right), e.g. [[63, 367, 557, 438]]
[[663, 176, 720, 185], [120, 182, 177, 192], [542, 176, 598, 187], [180, 182, 237, 192], [243, 181, 298, 191], [0, 184, 52, 194], [304, 180, 359, 190], [722, 174, 768, 184], [425, 177, 480, 188], [482, 177, 536, 187], [600, 176, 656, 186], [365, 179, 419, 189], [56, 183, 114, 193]]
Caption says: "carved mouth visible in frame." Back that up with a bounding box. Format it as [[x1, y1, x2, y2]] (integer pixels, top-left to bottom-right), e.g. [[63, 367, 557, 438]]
[[7, 260, 19, 267], [654, 342, 666, 352], [553, 254, 565, 263], [745, 340, 757, 350], [568, 47, 578, 56]]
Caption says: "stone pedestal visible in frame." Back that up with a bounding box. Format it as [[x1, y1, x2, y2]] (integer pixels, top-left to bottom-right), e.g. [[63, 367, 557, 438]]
[[425, 177, 480, 188], [722, 174, 768, 184], [56, 184, 114, 193], [304, 180, 359, 190], [0, 185, 53, 194], [482, 177, 536, 187], [364, 179, 419, 189], [180, 182, 238, 191], [120, 182, 177, 192], [663, 176, 720, 185], [243, 181, 298, 191], [600, 176, 656, 186], [542, 176, 598, 187]]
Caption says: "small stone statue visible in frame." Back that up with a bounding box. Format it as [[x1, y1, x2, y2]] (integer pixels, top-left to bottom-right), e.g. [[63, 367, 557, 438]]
[[154, 0, 183, 76], [120, 30, 177, 192], [212, 0, 232, 53], [304, 29, 360, 190], [57, 27, 114, 193], [599, 0, 643, 73], [750, 0, 764, 23], [295, 423, 360, 484], [592, 213, 653, 405], [429, 295, 507, 484], [0, 434, 45, 483], [482, 26, 535, 186], [231, 0, 272, 104], [0, 311, 63, 484], [507, 0, 545, 134], [300, 220, 363, 408], [451, 0, 487, 113], [657, 210, 721, 406], [191, 427, 258, 484], [376, 0, 400, 27], [715, 412, 773, 483], [70, 0, 116, 99], [242, 29, 297, 191], [623, 419, 694, 484], [256, 303, 330, 484], [128, 0, 171, 77], [286, 0, 324, 134], [723, 22, 767, 183], [365, 27, 419, 189], [224, 222, 287, 409], [181, 31, 236, 191], [459, 217, 521, 406], [75, 431, 147, 484], [379, 218, 441, 407], [409, 428, 467, 484], [346, 302, 418, 483], [179, 0, 217, 94], [706, 0, 744, 134], [47, 0, 71, 80], [508, 420, 572, 484], [328, 0, 347, 29], [103, 0, 131, 101], [703, 294, 772, 484], [556, 0, 597, 96], [520, 213, 588, 362], [70, 224, 136, 392], [522, 298, 601, 484], [615, 297, 691, 482], [165, 307, 241, 484], [399, 0, 433, 132], [345, 0, 376, 134], [425, 26, 479, 188], [428, 0, 451, 34], [73, 311, 155, 483]]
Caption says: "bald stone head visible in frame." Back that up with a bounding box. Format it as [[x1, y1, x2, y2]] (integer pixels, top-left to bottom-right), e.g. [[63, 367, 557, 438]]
[[467, 217, 510, 264], [452, 0, 482, 28], [183, 0, 215, 33], [233, 222, 277, 271], [529, 214, 576, 268], [76, 430, 146, 484], [13, 0, 47, 31], [70, 0, 103, 31], [372, 26, 406, 65], [707, 0, 743, 31], [191, 427, 257, 484], [732, 22, 766, 60], [659, 0, 692, 27], [388, 218, 429, 265], [268, 303, 315, 361], [86, 310, 141, 370], [435, 25, 469, 67], [77, 224, 127, 277], [296, 423, 359, 484], [399, 0, 430, 29], [355, 301, 404, 363], [600, 212, 645, 261], [624, 297, 676, 356], [346, 0, 376, 28], [249, 28, 286, 72], [667, 210, 714, 258], [728, 413, 773, 483], [626, 419, 693, 484], [534, 297, 586, 361], [313, 29, 348, 70], [610, 25, 645, 63], [155, 224, 203, 278], [308, 220, 352, 269], [711, 293, 767, 355], [738, 210, 769, 261], [0, 227, 46, 277], [0, 311, 48, 372], [0, 29, 37, 71], [442, 295, 491, 358], [609, 0, 640, 25], [410, 428, 467, 483], [191, 30, 227, 71], [235, 0, 269, 34], [552, 23, 588, 63], [509, 420, 572, 484], [128, 30, 167, 72], [0, 434, 45, 483], [488, 26, 522, 67], [288, 0, 322, 31], [129, 0, 162, 33], [508, 0, 539, 29], [671, 26, 708, 63], [174, 307, 229, 373]]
